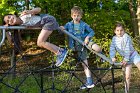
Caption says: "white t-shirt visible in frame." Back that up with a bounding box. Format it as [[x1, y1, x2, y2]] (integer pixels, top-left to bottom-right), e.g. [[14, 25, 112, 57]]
[[20, 14, 41, 26]]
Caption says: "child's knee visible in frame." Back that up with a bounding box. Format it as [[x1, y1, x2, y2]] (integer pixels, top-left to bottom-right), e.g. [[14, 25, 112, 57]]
[[88, 42, 101, 52], [92, 44, 101, 52], [126, 76, 131, 81], [37, 41, 44, 47], [37, 41, 41, 47]]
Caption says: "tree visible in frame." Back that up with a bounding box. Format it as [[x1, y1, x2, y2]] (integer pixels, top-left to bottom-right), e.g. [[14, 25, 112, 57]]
[[129, 0, 139, 36], [136, 0, 140, 36]]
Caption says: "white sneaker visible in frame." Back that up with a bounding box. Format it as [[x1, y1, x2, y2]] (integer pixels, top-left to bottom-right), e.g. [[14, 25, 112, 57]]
[[87, 83, 95, 88], [80, 83, 95, 89]]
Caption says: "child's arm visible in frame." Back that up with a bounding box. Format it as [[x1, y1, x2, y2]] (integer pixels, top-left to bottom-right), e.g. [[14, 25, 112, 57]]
[[84, 23, 94, 44], [112, 58, 116, 62], [59, 26, 65, 30], [20, 7, 41, 16], [109, 37, 116, 62], [84, 36, 90, 45], [85, 23, 94, 38], [59, 22, 69, 31]]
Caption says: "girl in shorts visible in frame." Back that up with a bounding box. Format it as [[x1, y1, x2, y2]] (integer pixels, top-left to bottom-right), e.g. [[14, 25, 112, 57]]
[[3, 7, 68, 67], [110, 22, 140, 92]]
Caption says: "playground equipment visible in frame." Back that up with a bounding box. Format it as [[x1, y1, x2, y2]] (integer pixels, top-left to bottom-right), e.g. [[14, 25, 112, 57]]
[[0, 26, 131, 93]]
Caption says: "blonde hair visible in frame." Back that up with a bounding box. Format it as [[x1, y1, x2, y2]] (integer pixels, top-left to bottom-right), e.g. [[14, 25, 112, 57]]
[[71, 6, 83, 16]]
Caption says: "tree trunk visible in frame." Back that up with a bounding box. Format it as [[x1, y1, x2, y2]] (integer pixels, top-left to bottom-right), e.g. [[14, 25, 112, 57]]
[[136, 0, 140, 36], [129, 0, 139, 36]]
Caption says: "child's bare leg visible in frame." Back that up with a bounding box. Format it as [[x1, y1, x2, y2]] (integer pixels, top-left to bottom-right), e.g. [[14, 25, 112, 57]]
[[82, 59, 91, 77], [125, 64, 132, 92], [80, 59, 95, 89], [37, 29, 60, 55]]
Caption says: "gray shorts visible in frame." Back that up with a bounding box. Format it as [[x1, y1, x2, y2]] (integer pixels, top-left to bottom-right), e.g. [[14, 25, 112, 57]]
[[74, 45, 88, 61], [73, 41, 95, 61], [39, 14, 59, 31]]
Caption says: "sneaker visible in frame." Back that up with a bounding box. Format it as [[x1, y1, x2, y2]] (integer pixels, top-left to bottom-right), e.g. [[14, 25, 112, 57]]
[[80, 83, 95, 89], [99, 52, 105, 62], [55, 48, 68, 67], [100, 58, 105, 62]]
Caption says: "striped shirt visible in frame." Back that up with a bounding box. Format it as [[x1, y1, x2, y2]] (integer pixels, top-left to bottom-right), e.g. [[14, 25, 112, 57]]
[[109, 33, 135, 61]]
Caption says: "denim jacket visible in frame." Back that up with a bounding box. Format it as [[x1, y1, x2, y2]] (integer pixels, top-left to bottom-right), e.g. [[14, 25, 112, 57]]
[[64, 20, 95, 49]]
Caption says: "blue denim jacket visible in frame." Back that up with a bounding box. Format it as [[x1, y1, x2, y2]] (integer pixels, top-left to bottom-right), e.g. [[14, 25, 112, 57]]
[[64, 20, 95, 49]]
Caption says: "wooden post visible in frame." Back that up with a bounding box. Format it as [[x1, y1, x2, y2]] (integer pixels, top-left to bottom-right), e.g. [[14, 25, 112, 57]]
[[10, 49, 16, 78], [10, 30, 22, 78]]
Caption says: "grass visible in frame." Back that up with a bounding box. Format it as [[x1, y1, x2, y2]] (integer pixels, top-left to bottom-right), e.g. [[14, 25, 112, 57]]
[[0, 67, 140, 93]]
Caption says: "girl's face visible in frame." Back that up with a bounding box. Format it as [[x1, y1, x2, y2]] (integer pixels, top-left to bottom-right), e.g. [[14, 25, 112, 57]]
[[71, 12, 82, 23], [114, 26, 125, 37], [4, 15, 17, 25]]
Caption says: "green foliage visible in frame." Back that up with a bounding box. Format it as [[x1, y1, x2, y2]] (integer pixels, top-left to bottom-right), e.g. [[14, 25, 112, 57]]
[[1, 1, 140, 92], [133, 36, 140, 53], [0, 0, 140, 67]]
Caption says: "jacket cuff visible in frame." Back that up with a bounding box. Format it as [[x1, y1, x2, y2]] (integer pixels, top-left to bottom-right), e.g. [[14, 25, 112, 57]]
[[124, 58, 129, 62]]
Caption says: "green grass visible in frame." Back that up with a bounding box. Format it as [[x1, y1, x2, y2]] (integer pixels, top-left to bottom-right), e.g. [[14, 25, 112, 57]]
[[0, 68, 140, 93]]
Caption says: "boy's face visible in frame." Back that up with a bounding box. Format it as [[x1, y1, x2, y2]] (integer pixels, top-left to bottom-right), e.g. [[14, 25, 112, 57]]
[[4, 15, 17, 26], [114, 26, 125, 37], [71, 12, 82, 23]]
